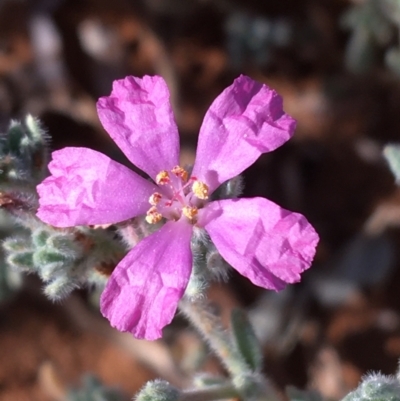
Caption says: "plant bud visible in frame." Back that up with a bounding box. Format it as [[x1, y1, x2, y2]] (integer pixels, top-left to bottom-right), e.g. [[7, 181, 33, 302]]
[[136, 380, 180, 401], [341, 373, 400, 401]]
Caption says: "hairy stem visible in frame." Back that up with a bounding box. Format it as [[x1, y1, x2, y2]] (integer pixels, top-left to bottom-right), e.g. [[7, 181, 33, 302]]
[[179, 298, 282, 401], [179, 297, 248, 377], [179, 384, 238, 401]]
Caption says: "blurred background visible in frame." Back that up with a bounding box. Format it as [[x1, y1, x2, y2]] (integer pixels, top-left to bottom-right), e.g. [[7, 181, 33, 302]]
[[2, 0, 400, 400]]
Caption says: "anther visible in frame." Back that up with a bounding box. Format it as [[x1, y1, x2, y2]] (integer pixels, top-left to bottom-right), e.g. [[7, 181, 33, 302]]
[[156, 171, 170, 185], [145, 207, 162, 224], [171, 166, 188, 182], [192, 181, 209, 200], [182, 206, 198, 221], [149, 192, 162, 206]]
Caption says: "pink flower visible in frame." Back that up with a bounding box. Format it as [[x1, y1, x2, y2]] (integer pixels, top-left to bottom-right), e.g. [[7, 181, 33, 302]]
[[37, 75, 319, 340]]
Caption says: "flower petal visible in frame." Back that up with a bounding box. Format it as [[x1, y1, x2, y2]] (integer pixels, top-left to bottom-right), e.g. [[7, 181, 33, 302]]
[[97, 75, 180, 180], [37, 147, 157, 227], [201, 197, 319, 291], [100, 221, 193, 340], [192, 75, 296, 192]]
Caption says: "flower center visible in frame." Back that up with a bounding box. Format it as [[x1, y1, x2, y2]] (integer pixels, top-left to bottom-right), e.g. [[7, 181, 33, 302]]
[[145, 166, 209, 224]]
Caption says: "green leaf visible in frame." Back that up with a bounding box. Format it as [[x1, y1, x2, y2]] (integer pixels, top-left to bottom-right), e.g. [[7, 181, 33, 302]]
[[33, 248, 71, 266], [193, 373, 230, 388], [136, 380, 179, 401], [7, 251, 34, 271], [230, 308, 263, 372], [383, 144, 400, 183], [385, 47, 400, 77], [32, 229, 51, 247], [7, 122, 25, 155], [341, 373, 400, 401], [3, 236, 31, 253]]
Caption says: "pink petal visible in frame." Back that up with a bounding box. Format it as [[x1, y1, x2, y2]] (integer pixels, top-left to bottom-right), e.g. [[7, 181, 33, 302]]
[[97, 75, 180, 180], [192, 75, 296, 192], [100, 221, 193, 340], [37, 147, 157, 227], [200, 197, 319, 291]]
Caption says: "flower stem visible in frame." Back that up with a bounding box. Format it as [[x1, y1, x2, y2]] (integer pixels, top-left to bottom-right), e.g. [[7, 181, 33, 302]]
[[179, 297, 248, 377], [179, 384, 238, 401], [179, 298, 282, 401]]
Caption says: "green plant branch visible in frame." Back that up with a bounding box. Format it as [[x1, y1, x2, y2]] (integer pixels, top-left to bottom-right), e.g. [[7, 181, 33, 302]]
[[179, 383, 238, 401], [179, 297, 248, 378]]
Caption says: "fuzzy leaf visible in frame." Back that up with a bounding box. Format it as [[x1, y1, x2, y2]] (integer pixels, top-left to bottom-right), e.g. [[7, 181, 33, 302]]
[[230, 308, 263, 372], [7, 123, 25, 155], [44, 276, 79, 300], [385, 47, 400, 77], [383, 144, 400, 183], [7, 251, 34, 271], [32, 229, 51, 247], [341, 373, 400, 401], [33, 249, 72, 266], [46, 234, 83, 257], [193, 374, 230, 388], [3, 236, 32, 253], [136, 380, 180, 401]]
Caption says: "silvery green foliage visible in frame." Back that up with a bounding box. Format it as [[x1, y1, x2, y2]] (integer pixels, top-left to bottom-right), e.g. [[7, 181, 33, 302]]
[[386, 47, 400, 75], [192, 373, 230, 388], [4, 224, 126, 300], [136, 380, 180, 401], [67, 375, 126, 401], [0, 115, 49, 187], [342, 0, 400, 76], [230, 309, 263, 372], [0, 115, 50, 225], [341, 373, 400, 401], [0, 209, 23, 301], [0, 116, 127, 301], [384, 144, 400, 183], [0, 116, 51, 300], [186, 231, 230, 299]]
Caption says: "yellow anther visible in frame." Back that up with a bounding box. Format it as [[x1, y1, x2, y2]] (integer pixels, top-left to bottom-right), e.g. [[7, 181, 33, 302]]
[[192, 181, 209, 200], [149, 192, 162, 206], [145, 207, 162, 224], [156, 171, 170, 185], [171, 165, 188, 182], [182, 206, 198, 221]]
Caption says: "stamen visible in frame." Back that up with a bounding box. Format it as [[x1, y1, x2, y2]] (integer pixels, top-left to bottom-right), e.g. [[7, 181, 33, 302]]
[[171, 166, 188, 182], [156, 171, 170, 185], [145, 206, 162, 224], [192, 181, 209, 200], [182, 206, 198, 221], [149, 192, 162, 206]]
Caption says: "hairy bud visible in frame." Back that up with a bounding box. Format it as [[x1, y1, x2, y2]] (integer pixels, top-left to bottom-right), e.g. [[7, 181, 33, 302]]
[[136, 380, 180, 401]]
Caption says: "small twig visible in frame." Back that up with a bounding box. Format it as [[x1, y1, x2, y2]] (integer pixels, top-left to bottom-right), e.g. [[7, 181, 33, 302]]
[[179, 383, 238, 401]]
